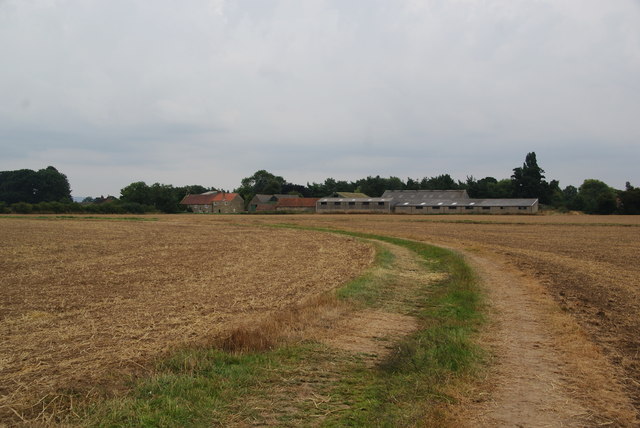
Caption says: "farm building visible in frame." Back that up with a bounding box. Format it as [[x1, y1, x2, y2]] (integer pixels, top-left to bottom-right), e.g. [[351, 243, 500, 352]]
[[249, 194, 300, 212], [316, 197, 393, 213], [382, 189, 469, 201], [387, 190, 538, 214], [394, 198, 539, 214], [180, 191, 244, 214], [275, 197, 319, 213], [317, 190, 538, 214]]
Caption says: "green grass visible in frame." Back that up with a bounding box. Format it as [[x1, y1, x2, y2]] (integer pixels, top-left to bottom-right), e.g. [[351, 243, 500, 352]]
[[77, 226, 484, 427]]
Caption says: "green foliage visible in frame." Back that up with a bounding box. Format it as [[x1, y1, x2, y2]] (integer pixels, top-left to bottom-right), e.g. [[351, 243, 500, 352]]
[[619, 183, 640, 214], [120, 182, 214, 213], [354, 175, 391, 197], [0, 166, 71, 204], [563, 185, 579, 210], [306, 178, 356, 197], [511, 152, 548, 202], [420, 173, 464, 190], [120, 182, 153, 206], [2, 200, 155, 215], [11, 201, 33, 214], [466, 176, 512, 198], [235, 170, 286, 206], [577, 179, 617, 214]]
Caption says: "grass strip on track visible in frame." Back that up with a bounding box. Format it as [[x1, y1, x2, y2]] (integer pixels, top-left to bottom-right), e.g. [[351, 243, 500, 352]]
[[79, 226, 484, 427]]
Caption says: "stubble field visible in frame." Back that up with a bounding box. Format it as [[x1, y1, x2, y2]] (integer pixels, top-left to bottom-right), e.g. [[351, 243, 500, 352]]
[[220, 213, 640, 413], [0, 218, 374, 422], [2, 213, 640, 424]]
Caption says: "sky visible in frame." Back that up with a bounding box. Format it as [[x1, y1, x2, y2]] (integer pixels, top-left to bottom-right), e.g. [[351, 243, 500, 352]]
[[1, 0, 639, 197]]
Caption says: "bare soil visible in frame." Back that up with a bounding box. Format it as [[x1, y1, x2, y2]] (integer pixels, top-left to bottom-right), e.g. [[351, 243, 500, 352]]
[[0, 218, 374, 423], [458, 251, 636, 427]]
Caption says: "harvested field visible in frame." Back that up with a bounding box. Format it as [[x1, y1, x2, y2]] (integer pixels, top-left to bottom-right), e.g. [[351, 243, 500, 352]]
[[193, 213, 640, 418], [0, 217, 374, 423]]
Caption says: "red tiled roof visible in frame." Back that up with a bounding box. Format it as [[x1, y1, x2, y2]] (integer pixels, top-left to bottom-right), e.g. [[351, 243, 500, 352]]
[[276, 198, 319, 208], [180, 192, 240, 205]]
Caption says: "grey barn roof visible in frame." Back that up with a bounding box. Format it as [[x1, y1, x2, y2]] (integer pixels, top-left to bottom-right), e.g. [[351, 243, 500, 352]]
[[318, 197, 393, 203], [382, 190, 469, 204], [397, 198, 538, 207], [252, 194, 273, 203]]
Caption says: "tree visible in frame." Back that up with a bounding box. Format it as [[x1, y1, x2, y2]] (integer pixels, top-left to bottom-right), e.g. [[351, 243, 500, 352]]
[[511, 152, 556, 203], [0, 166, 71, 204], [150, 183, 179, 213], [405, 178, 420, 190], [466, 176, 495, 198], [35, 166, 72, 203], [120, 181, 153, 206], [576, 179, 617, 214], [354, 176, 388, 197], [563, 185, 580, 210], [281, 182, 310, 197], [235, 170, 286, 207], [420, 174, 460, 190], [619, 182, 640, 214]]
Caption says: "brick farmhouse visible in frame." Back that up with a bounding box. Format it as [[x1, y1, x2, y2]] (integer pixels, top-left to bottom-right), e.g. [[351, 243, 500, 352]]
[[180, 191, 244, 214]]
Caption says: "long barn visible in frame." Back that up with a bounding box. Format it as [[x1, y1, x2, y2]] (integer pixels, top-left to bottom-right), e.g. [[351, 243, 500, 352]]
[[316, 190, 538, 214], [384, 190, 539, 214]]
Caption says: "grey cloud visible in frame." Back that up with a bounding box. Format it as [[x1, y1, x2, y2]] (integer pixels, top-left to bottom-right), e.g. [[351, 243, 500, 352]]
[[0, 0, 638, 196]]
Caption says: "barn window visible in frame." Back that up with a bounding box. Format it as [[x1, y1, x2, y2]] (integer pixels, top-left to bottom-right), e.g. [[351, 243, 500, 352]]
[[334, 202, 341, 206], [320, 202, 327, 206], [348, 202, 355, 206], [416, 206, 423, 210], [362, 202, 370, 206], [432, 206, 440, 210], [519, 206, 527, 210], [449, 206, 457, 210], [465, 206, 473, 210], [378, 202, 385, 206]]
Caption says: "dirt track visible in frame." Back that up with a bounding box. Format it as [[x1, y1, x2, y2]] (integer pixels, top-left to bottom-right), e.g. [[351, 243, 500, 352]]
[[215, 214, 640, 425], [459, 250, 636, 426], [3, 214, 639, 426]]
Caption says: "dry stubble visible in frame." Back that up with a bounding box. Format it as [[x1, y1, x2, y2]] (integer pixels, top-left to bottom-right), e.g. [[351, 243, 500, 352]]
[[0, 218, 374, 423]]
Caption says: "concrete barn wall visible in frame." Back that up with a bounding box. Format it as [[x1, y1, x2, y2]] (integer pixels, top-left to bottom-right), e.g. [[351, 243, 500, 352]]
[[316, 201, 391, 214], [395, 204, 538, 214]]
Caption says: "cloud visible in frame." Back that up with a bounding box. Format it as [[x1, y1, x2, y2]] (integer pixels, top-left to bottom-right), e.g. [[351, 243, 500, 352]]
[[1, 0, 639, 195]]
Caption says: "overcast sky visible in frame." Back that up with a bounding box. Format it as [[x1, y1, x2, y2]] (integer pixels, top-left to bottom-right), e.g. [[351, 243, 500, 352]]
[[1, 0, 639, 197]]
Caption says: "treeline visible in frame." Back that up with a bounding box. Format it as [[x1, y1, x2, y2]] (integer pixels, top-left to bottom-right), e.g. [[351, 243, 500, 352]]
[[0, 168, 214, 214], [0, 166, 71, 204], [2, 153, 639, 214], [235, 153, 640, 214]]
